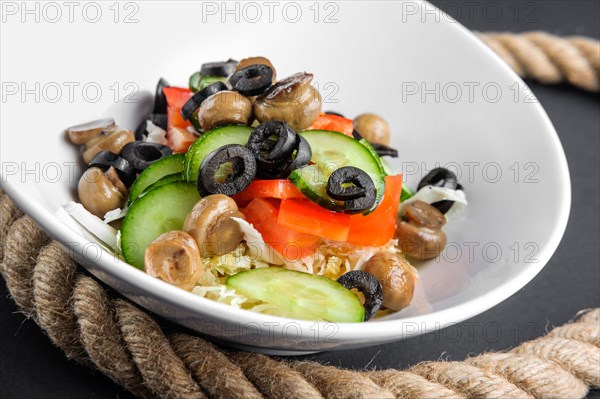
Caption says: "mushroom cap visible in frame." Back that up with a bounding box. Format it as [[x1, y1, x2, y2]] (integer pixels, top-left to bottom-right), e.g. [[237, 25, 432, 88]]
[[353, 113, 390, 146], [235, 56, 277, 81], [198, 91, 253, 131], [83, 129, 135, 164], [395, 221, 447, 260], [67, 118, 115, 145], [78, 167, 126, 218], [183, 194, 245, 257], [254, 73, 322, 131], [362, 252, 415, 311]]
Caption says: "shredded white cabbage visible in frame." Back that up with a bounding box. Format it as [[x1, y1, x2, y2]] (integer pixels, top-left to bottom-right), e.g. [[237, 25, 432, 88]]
[[192, 284, 248, 308], [280, 239, 398, 279], [399, 185, 467, 221], [61, 202, 119, 251], [191, 243, 270, 308], [144, 120, 168, 145], [103, 207, 127, 224]]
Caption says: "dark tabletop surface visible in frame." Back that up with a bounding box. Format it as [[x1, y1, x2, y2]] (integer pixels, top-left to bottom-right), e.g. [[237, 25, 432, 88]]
[[1, 1, 598, 398]]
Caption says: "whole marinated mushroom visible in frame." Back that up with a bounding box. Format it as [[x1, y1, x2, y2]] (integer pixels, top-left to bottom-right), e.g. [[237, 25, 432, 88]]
[[395, 200, 447, 260], [67, 118, 135, 164], [235, 56, 277, 81], [82, 129, 135, 164], [197, 91, 253, 131], [362, 252, 415, 311], [144, 230, 204, 291], [66, 118, 116, 145], [353, 113, 391, 146], [253, 72, 322, 131], [78, 167, 127, 218], [183, 194, 245, 257]]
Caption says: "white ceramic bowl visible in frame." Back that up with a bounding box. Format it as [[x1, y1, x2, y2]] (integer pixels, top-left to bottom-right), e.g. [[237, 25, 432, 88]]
[[0, 1, 570, 354]]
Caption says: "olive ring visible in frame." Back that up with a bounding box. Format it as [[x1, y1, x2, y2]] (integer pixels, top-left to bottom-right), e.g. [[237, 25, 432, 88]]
[[326, 166, 377, 213], [88, 150, 137, 187], [337, 270, 383, 321], [197, 144, 257, 196], [230, 64, 274, 96], [181, 81, 228, 122], [120, 141, 172, 173]]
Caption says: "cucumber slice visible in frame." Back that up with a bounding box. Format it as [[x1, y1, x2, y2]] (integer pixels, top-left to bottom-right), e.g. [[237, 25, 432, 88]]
[[189, 72, 227, 92], [183, 125, 253, 181], [128, 154, 185, 206], [140, 173, 184, 197], [359, 138, 387, 176], [121, 181, 200, 269], [289, 130, 386, 213], [227, 267, 365, 322]]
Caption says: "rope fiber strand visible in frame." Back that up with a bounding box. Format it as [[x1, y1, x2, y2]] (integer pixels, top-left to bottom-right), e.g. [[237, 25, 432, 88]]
[[477, 32, 600, 92], [1, 192, 599, 398], [0, 31, 599, 398]]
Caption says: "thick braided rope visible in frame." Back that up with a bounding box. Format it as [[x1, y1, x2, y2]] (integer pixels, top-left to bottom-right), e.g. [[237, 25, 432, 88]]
[[1, 192, 599, 398], [477, 32, 600, 92]]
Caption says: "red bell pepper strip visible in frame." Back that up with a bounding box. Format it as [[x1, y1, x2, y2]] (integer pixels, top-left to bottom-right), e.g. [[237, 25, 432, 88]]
[[307, 113, 354, 137], [278, 198, 351, 242], [232, 179, 305, 207], [241, 198, 319, 260], [347, 174, 403, 246], [163, 87, 196, 153]]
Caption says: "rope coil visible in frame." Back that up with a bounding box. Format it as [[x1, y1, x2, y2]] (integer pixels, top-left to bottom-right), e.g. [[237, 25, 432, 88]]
[[0, 32, 599, 399], [476, 32, 600, 92], [1, 191, 599, 398]]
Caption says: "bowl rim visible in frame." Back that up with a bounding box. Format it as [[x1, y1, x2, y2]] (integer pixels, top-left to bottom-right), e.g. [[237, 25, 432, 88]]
[[0, 2, 571, 342]]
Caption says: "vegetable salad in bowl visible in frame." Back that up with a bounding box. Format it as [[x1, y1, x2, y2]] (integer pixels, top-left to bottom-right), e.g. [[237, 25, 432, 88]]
[[63, 56, 467, 323]]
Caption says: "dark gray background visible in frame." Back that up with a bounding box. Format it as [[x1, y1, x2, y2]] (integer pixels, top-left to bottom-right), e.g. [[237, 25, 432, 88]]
[[1, 1, 598, 398]]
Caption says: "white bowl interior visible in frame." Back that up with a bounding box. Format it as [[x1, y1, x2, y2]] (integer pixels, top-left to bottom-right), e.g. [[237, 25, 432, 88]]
[[1, 1, 570, 352]]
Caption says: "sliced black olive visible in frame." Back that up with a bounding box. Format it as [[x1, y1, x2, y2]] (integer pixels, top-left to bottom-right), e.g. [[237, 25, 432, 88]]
[[197, 144, 257, 196], [325, 111, 345, 118], [150, 113, 168, 131], [288, 135, 312, 171], [111, 156, 137, 187], [418, 167, 458, 191], [120, 142, 172, 173], [255, 158, 290, 179], [88, 150, 119, 169], [351, 129, 398, 157], [135, 119, 148, 140], [370, 143, 398, 158], [247, 121, 297, 161], [432, 183, 464, 214], [153, 78, 170, 115], [247, 121, 302, 179], [327, 166, 377, 214], [181, 82, 228, 121], [336, 270, 383, 321], [230, 64, 273, 96], [88, 150, 136, 187], [200, 59, 238, 77], [327, 167, 370, 200], [352, 129, 363, 140]]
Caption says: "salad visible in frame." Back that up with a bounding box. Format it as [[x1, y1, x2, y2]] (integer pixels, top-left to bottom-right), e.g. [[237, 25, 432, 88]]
[[64, 56, 467, 322]]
